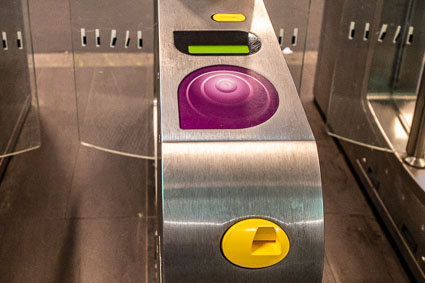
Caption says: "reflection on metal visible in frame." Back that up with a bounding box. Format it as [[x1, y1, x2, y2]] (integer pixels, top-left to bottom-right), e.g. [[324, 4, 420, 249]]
[[0, 0, 41, 159], [314, 0, 425, 280], [404, 67, 425, 168], [404, 156, 425, 168], [158, 0, 323, 282], [364, 22, 371, 41]]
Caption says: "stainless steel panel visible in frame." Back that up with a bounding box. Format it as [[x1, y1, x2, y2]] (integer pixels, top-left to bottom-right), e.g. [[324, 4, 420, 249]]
[[162, 142, 323, 282], [158, 0, 323, 282]]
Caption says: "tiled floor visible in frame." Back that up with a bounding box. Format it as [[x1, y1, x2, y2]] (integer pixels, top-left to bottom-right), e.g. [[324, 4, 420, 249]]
[[0, 0, 413, 282]]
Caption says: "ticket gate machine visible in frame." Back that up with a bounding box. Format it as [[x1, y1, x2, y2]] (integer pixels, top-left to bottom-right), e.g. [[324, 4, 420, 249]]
[[67, 0, 323, 281], [156, 0, 324, 282]]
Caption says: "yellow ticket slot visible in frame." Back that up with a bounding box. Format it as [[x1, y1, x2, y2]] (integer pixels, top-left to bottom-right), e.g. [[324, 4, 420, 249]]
[[221, 218, 290, 269], [212, 13, 246, 22]]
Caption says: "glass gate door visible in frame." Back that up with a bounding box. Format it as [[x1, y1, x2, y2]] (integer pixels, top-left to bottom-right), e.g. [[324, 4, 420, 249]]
[[325, 0, 425, 154], [0, 0, 41, 158], [69, 1, 158, 281], [69, 0, 156, 159]]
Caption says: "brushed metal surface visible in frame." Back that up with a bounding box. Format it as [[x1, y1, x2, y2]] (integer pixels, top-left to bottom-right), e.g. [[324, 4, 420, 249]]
[[162, 142, 323, 283], [158, 0, 314, 143], [158, 0, 323, 282]]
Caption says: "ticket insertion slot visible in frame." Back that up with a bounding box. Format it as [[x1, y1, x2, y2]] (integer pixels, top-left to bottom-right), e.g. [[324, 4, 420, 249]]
[[363, 23, 370, 41], [406, 26, 414, 45], [278, 28, 284, 47], [378, 24, 388, 42], [348, 21, 355, 40], [17, 31, 23, 49], [96, 29, 100, 47], [2, 32, 8, 50], [174, 30, 261, 56], [392, 26, 401, 43]]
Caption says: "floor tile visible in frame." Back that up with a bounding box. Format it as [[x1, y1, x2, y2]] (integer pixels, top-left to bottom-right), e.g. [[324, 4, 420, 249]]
[[0, 217, 154, 283], [0, 124, 78, 219], [324, 214, 410, 283], [322, 256, 337, 283], [65, 146, 152, 218]]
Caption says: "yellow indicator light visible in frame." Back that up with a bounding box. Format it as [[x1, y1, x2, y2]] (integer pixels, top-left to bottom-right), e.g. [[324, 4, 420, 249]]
[[221, 218, 290, 269], [212, 13, 246, 22]]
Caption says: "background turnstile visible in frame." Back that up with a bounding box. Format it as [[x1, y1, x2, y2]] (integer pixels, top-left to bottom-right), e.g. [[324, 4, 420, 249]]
[[0, 0, 41, 177], [314, 0, 425, 280]]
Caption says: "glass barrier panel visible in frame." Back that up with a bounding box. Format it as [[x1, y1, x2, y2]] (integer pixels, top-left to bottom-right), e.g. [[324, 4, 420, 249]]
[[366, 0, 425, 153], [69, 1, 158, 281], [0, 0, 41, 158], [69, 0, 155, 159], [325, 0, 424, 152]]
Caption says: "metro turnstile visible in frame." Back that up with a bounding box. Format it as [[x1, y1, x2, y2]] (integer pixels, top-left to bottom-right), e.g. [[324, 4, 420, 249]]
[[156, 1, 323, 282], [314, 0, 425, 280], [68, 0, 323, 281]]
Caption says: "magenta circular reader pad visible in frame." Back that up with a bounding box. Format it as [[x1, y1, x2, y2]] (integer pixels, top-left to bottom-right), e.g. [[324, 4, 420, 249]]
[[178, 65, 279, 129]]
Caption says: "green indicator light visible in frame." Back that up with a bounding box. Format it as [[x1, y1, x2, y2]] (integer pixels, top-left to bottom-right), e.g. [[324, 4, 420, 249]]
[[188, 45, 250, 54]]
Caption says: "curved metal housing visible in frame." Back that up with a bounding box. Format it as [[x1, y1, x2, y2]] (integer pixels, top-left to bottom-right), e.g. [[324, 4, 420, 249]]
[[157, 0, 324, 282]]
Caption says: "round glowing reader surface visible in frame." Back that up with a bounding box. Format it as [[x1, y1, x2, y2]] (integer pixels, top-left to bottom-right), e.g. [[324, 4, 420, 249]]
[[178, 65, 279, 129]]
